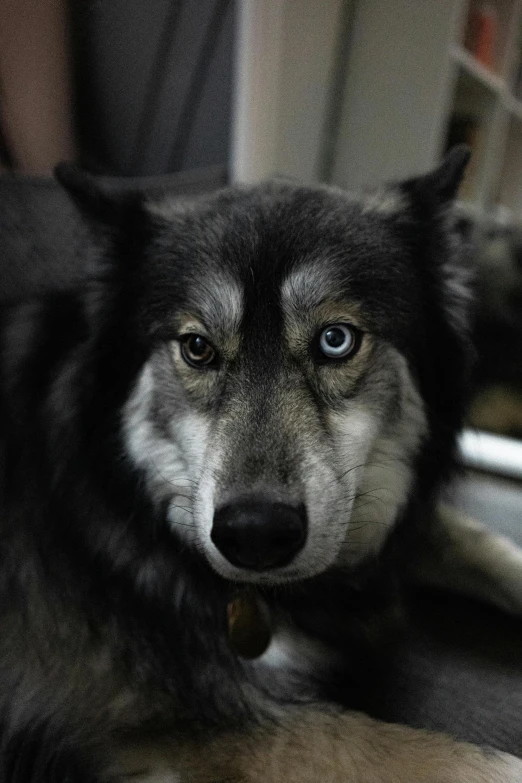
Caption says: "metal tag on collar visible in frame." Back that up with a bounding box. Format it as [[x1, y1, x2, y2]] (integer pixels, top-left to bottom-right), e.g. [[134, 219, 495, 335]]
[[227, 591, 271, 659]]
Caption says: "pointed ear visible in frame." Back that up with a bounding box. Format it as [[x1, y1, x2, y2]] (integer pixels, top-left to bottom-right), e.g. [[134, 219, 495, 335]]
[[425, 145, 471, 201], [54, 163, 138, 224], [404, 145, 470, 204]]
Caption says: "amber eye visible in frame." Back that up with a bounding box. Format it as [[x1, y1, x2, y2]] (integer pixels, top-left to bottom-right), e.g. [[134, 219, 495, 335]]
[[180, 334, 217, 368]]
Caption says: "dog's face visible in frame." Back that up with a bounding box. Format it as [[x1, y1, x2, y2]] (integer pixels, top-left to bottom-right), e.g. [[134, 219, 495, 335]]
[[63, 150, 470, 585]]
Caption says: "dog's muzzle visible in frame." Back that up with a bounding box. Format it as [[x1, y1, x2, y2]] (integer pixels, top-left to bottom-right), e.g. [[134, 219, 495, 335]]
[[211, 499, 307, 571]]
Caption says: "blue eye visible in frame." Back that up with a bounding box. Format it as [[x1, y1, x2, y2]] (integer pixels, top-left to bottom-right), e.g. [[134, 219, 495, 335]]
[[318, 324, 359, 359]]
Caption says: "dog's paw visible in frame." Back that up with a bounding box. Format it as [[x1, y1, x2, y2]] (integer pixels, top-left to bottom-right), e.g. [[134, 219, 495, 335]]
[[494, 751, 522, 782], [441, 750, 522, 783]]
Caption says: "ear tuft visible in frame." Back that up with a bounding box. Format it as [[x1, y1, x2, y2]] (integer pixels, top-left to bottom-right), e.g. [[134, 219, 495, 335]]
[[425, 145, 471, 202]]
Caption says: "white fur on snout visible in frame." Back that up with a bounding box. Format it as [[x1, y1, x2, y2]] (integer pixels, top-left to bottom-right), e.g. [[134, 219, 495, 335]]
[[193, 438, 344, 584], [122, 361, 209, 545], [194, 424, 360, 585], [191, 444, 315, 583], [191, 441, 227, 567]]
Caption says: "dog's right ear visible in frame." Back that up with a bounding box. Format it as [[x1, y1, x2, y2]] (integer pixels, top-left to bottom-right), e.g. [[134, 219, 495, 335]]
[[54, 163, 138, 225]]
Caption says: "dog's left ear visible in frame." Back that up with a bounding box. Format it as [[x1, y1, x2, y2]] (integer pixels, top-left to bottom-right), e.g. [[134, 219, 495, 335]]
[[402, 145, 470, 205], [423, 145, 470, 201], [392, 146, 474, 345], [54, 163, 139, 225]]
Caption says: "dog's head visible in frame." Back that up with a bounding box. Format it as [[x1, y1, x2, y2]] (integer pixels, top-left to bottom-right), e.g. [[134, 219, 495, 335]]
[[58, 148, 471, 585]]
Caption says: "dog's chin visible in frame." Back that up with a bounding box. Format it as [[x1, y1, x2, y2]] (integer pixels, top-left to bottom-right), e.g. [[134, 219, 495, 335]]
[[201, 542, 333, 586]]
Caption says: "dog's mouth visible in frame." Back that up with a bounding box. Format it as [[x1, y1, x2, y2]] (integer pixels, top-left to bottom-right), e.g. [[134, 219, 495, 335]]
[[191, 476, 355, 584]]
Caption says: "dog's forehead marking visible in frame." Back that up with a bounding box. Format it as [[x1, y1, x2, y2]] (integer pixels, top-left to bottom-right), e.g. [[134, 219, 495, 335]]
[[281, 262, 340, 315], [185, 272, 244, 336]]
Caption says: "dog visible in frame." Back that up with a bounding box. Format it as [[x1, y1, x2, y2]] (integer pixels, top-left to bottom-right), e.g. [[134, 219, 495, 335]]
[[1, 146, 522, 782]]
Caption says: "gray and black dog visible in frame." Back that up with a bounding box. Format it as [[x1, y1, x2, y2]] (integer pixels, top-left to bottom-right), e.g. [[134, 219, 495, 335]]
[[1, 147, 522, 782]]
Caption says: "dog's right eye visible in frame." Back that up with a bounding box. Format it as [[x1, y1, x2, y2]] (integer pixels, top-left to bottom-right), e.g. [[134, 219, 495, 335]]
[[180, 334, 218, 368]]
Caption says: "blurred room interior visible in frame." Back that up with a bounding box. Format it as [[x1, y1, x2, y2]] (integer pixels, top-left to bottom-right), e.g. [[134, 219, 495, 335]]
[[1, 0, 521, 535]]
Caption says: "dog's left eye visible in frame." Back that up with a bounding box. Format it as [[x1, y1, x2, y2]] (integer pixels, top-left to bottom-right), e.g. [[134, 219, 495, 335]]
[[180, 334, 218, 368], [318, 324, 359, 359]]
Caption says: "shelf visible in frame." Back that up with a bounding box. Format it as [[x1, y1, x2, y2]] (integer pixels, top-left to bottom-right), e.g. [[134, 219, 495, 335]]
[[506, 92, 522, 121], [461, 0, 517, 79], [493, 114, 522, 217], [451, 44, 506, 94], [452, 46, 522, 128]]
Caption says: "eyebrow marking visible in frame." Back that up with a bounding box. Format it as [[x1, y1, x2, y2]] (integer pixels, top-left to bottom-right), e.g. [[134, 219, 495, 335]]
[[186, 273, 244, 336], [281, 263, 339, 316]]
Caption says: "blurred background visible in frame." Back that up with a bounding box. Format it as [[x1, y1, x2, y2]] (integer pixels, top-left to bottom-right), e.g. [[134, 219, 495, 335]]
[[1, 0, 522, 493]]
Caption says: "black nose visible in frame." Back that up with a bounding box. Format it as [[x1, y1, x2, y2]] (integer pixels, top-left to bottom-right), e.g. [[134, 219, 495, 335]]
[[211, 500, 307, 571]]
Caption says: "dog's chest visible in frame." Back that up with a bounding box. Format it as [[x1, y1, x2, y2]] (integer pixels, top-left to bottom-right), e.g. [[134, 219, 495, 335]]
[[250, 616, 341, 699], [227, 594, 339, 686]]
